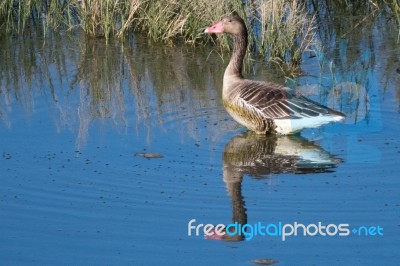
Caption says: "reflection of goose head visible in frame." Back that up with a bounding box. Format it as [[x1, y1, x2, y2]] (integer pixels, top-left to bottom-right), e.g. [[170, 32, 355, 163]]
[[208, 132, 343, 242]]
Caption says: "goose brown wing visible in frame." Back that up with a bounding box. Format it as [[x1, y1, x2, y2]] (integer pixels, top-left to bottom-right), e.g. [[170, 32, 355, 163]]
[[237, 81, 336, 119]]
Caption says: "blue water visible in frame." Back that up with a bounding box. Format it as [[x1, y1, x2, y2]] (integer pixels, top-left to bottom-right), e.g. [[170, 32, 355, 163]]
[[0, 24, 399, 265]]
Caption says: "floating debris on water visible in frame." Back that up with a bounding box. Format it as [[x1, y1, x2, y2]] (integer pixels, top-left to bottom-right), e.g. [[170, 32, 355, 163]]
[[2, 152, 12, 160], [252, 259, 277, 265], [135, 153, 165, 159]]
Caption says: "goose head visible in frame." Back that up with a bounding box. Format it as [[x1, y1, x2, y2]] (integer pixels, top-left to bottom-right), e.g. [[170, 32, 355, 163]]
[[204, 15, 247, 36]]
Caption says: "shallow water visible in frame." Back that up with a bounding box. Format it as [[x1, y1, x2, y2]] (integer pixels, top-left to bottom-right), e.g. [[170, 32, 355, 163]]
[[0, 20, 399, 265]]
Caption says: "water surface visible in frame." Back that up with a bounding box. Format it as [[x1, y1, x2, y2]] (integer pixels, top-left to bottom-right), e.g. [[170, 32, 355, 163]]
[[0, 20, 399, 265]]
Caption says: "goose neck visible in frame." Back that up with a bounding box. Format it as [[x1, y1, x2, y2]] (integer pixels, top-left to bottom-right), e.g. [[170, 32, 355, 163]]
[[224, 33, 247, 81]]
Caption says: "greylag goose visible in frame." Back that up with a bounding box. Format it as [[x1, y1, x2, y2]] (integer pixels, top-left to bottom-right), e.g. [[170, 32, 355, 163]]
[[205, 15, 345, 134]]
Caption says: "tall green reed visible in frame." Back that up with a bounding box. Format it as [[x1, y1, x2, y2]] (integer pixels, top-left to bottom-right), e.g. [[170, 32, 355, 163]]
[[247, 0, 317, 72], [2, 0, 399, 74], [0, 0, 328, 75]]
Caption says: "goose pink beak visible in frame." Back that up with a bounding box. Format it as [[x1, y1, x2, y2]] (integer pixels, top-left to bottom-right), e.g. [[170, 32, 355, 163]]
[[205, 228, 224, 240], [204, 21, 224, 34]]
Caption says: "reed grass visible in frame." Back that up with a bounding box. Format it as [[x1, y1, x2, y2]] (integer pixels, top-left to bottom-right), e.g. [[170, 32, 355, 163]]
[[1, 0, 399, 72], [0, 0, 314, 69], [247, 0, 317, 71]]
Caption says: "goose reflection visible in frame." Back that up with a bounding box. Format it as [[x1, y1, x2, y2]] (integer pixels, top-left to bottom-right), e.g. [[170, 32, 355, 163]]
[[210, 132, 342, 241]]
